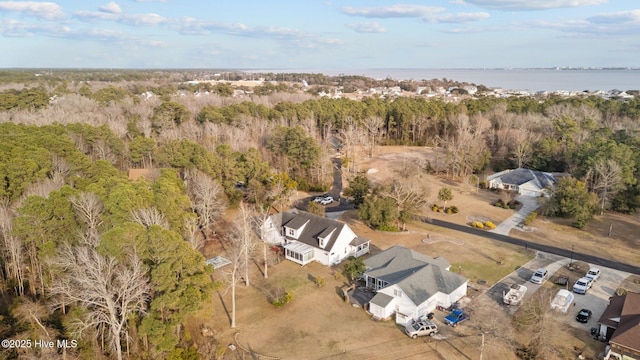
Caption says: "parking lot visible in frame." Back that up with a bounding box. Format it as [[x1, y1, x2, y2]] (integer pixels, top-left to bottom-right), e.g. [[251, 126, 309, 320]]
[[484, 251, 633, 333]]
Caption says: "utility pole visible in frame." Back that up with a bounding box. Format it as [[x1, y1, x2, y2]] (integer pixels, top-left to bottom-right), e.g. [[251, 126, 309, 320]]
[[570, 245, 575, 266]]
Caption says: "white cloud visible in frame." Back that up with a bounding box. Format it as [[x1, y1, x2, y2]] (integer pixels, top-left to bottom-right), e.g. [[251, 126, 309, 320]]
[[99, 2, 121, 14], [175, 17, 248, 35], [0, 18, 69, 36], [340, 4, 487, 24], [0, 1, 64, 20], [530, 14, 640, 36], [461, 0, 608, 10], [588, 10, 640, 24], [346, 21, 387, 33], [426, 12, 490, 23], [74, 10, 167, 26], [341, 4, 445, 18]]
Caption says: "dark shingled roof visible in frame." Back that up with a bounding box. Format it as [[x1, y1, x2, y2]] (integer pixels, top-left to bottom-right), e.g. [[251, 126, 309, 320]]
[[271, 210, 352, 251], [497, 168, 556, 189], [364, 245, 467, 305], [604, 292, 640, 352]]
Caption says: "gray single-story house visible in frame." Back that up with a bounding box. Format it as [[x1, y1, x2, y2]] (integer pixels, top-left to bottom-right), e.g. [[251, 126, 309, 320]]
[[362, 245, 468, 325], [487, 168, 556, 197]]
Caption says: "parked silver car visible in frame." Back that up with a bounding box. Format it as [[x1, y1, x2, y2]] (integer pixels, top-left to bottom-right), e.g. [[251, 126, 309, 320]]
[[530, 268, 548, 284], [405, 320, 438, 339]]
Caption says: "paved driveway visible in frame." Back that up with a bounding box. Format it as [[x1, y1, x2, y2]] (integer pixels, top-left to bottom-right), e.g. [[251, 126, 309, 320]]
[[490, 195, 539, 235], [482, 251, 631, 333]]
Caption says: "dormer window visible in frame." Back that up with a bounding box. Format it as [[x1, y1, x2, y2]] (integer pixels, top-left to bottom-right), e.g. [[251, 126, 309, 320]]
[[319, 238, 325, 248], [288, 228, 295, 236]]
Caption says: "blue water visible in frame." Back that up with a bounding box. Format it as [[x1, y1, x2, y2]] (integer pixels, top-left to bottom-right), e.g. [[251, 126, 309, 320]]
[[350, 68, 640, 93], [259, 68, 640, 93]]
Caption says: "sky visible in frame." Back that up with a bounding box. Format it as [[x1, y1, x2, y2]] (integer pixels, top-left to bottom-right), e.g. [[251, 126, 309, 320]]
[[1, 0, 639, 70]]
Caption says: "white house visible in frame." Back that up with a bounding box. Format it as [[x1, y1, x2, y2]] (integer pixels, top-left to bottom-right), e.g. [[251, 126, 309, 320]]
[[363, 245, 468, 325], [261, 210, 370, 267], [487, 168, 556, 197]]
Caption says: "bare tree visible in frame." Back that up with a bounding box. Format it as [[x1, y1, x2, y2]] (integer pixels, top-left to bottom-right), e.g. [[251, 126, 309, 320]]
[[592, 159, 624, 215], [383, 177, 429, 230], [183, 216, 205, 251], [441, 113, 491, 178], [69, 192, 104, 247], [510, 129, 539, 169], [252, 206, 273, 279], [11, 297, 61, 358], [50, 246, 150, 360], [0, 199, 25, 296], [362, 116, 384, 158], [223, 225, 245, 328], [130, 207, 169, 229], [467, 300, 517, 360], [51, 155, 70, 185], [185, 169, 226, 235], [235, 203, 258, 287], [338, 117, 365, 174], [513, 287, 562, 359]]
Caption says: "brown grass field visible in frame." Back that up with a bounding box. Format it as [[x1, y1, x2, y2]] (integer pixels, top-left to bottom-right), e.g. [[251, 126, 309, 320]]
[[190, 146, 640, 360]]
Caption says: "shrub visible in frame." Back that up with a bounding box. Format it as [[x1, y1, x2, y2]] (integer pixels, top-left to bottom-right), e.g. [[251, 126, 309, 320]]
[[272, 291, 294, 307], [507, 200, 521, 209], [483, 221, 496, 229], [450, 206, 459, 214], [378, 224, 400, 232], [446, 208, 453, 214], [315, 277, 325, 287], [471, 221, 484, 229], [493, 199, 508, 208], [523, 211, 537, 225], [431, 204, 440, 212]]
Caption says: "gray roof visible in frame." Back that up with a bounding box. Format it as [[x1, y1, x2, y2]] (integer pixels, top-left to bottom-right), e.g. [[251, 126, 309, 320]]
[[271, 210, 352, 252], [498, 168, 556, 189], [370, 292, 395, 307], [364, 245, 467, 305]]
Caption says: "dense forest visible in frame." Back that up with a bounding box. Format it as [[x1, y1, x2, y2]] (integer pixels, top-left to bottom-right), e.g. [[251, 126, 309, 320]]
[[0, 70, 639, 359]]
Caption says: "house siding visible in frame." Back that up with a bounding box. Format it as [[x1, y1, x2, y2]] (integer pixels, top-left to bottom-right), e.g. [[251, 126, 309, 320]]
[[369, 301, 394, 320], [378, 286, 417, 325]]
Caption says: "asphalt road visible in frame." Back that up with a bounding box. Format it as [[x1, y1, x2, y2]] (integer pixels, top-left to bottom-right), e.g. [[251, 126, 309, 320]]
[[422, 216, 640, 275]]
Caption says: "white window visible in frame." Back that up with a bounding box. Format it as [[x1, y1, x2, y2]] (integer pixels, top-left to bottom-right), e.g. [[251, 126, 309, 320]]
[[394, 289, 402, 297], [287, 228, 294, 236], [319, 238, 324, 247]]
